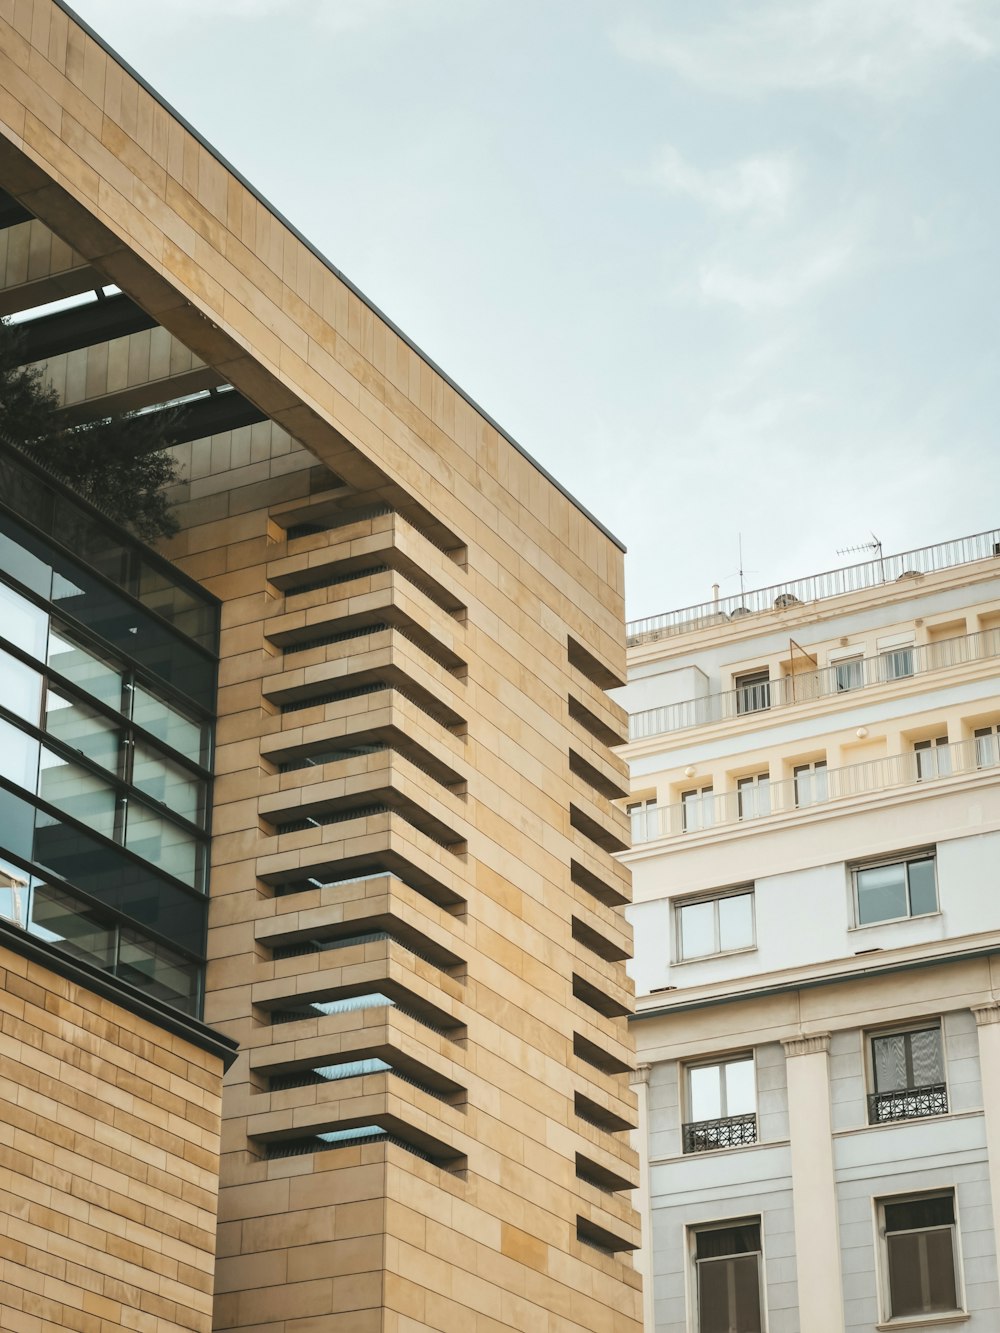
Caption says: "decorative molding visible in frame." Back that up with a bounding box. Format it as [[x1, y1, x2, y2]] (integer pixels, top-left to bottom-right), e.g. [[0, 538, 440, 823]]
[[972, 1002, 1000, 1027], [630, 1063, 652, 1086], [781, 1032, 831, 1057]]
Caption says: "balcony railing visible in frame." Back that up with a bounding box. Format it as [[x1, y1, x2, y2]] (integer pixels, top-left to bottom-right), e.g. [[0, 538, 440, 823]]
[[629, 628, 1000, 742], [627, 527, 1000, 646], [867, 1085, 948, 1125], [682, 1113, 758, 1154], [630, 735, 1000, 845]]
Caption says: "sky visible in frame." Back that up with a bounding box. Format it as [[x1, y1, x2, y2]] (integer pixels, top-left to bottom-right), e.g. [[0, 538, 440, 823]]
[[67, 0, 1000, 624]]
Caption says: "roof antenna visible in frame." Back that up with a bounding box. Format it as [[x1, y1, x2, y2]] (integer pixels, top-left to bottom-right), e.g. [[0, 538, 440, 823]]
[[837, 532, 885, 582]]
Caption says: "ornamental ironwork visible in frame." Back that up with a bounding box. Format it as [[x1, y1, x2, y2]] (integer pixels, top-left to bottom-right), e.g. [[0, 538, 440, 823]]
[[867, 1084, 948, 1124], [682, 1112, 757, 1154]]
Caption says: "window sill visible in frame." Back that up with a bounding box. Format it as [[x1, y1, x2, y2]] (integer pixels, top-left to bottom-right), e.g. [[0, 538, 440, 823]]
[[848, 911, 941, 932], [876, 1313, 969, 1330], [671, 945, 758, 967]]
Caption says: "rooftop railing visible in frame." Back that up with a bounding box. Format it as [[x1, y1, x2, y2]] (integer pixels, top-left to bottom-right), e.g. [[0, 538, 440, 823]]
[[629, 628, 1000, 742], [629, 734, 1000, 846], [627, 528, 1000, 646]]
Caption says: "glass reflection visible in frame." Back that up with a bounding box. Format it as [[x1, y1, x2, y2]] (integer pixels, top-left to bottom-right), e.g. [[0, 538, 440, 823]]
[[30, 881, 115, 970], [132, 683, 206, 763], [125, 800, 200, 888], [118, 928, 198, 1013], [47, 628, 124, 711], [38, 748, 117, 839], [132, 743, 204, 825], [0, 716, 40, 791], [0, 580, 48, 660], [44, 690, 120, 771], [0, 853, 31, 928], [0, 647, 42, 724]]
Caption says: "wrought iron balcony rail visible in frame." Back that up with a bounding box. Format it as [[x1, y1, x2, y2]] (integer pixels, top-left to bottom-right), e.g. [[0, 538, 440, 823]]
[[630, 735, 1000, 845], [627, 527, 1000, 646], [867, 1084, 948, 1125], [629, 627, 1000, 742], [682, 1113, 758, 1154]]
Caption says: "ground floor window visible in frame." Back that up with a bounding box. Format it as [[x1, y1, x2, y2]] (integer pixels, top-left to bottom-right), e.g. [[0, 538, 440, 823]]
[[879, 1190, 962, 1320], [692, 1219, 763, 1332]]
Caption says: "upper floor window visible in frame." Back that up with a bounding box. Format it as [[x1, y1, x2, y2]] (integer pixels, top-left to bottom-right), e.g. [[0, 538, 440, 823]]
[[683, 1053, 757, 1153], [974, 723, 1000, 769], [880, 643, 914, 681], [692, 1219, 764, 1332], [626, 797, 657, 842], [834, 655, 864, 692], [736, 773, 770, 820], [914, 735, 951, 781], [854, 851, 937, 926], [676, 889, 754, 961], [868, 1022, 947, 1124], [734, 670, 770, 716], [682, 785, 715, 833], [793, 759, 828, 808], [878, 1191, 962, 1322]]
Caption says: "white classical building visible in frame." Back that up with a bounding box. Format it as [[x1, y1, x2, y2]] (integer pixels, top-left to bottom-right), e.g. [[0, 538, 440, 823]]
[[617, 531, 1000, 1333]]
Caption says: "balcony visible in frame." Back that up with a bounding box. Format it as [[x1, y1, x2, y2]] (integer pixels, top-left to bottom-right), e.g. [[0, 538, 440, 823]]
[[682, 1113, 757, 1154], [867, 1084, 948, 1125], [630, 735, 1000, 845], [627, 526, 1000, 646], [629, 627, 1000, 742]]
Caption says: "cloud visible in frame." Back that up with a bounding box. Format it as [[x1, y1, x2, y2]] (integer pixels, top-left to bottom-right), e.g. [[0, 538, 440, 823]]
[[616, 0, 1000, 97], [645, 145, 795, 223], [698, 235, 856, 311]]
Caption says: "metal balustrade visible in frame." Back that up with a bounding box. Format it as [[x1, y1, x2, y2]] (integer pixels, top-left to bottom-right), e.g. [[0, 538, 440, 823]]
[[630, 735, 1000, 845], [629, 627, 1000, 742], [627, 527, 1000, 645], [867, 1084, 948, 1125], [682, 1113, 758, 1154]]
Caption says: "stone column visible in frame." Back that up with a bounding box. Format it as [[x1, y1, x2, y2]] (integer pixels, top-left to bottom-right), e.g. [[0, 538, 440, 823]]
[[972, 1002, 1000, 1249], [780, 1033, 845, 1333], [630, 1063, 656, 1333]]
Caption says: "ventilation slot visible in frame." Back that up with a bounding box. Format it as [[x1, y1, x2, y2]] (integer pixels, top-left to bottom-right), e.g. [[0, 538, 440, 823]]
[[268, 1059, 458, 1104], [573, 973, 630, 1019], [572, 916, 629, 963], [284, 505, 392, 541], [283, 563, 388, 598], [279, 743, 387, 773], [576, 1153, 633, 1195], [282, 624, 389, 655], [575, 1092, 633, 1134], [274, 802, 464, 851], [569, 749, 627, 801], [568, 695, 625, 747], [576, 1217, 636, 1255], [570, 804, 628, 855], [272, 930, 461, 973], [261, 1126, 463, 1170], [574, 1033, 632, 1077], [571, 859, 629, 908], [567, 636, 625, 691], [281, 681, 389, 715]]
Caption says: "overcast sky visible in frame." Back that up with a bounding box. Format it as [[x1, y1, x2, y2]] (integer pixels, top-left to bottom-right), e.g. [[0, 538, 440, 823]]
[[68, 0, 1000, 623]]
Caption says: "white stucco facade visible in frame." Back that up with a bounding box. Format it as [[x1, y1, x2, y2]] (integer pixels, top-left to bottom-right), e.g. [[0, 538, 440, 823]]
[[620, 537, 1000, 1333]]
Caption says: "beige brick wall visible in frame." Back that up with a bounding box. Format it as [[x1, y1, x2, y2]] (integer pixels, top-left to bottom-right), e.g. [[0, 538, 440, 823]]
[[0, 940, 226, 1333]]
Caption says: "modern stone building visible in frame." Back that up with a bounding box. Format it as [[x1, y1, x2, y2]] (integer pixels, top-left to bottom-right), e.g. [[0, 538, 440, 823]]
[[0, 2, 641, 1331], [619, 535, 1000, 1332]]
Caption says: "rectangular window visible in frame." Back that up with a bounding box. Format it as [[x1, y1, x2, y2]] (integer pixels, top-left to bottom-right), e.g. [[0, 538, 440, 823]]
[[880, 645, 914, 681], [682, 785, 715, 833], [855, 852, 937, 926], [693, 1220, 764, 1332], [974, 724, 1000, 770], [914, 735, 951, 781], [879, 1191, 961, 1320], [684, 1054, 757, 1153], [793, 759, 828, 808], [868, 1023, 947, 1123], [835, 655, 863, 692], [677, 890, 754, 961], [0, 647, 42, 724], [626, 797, 657, 843], [736, 774, 770, 821], [734, 671, 770, 716]]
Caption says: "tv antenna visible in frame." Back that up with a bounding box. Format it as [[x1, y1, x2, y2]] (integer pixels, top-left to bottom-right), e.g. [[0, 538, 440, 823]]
[[837, 533, 885, 582]]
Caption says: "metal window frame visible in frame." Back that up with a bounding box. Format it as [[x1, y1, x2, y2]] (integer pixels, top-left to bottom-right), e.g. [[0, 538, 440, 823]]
[[851, 849, 938, 928], [687, 1215, 767, 1333], [874, 1188, 965, 1323], [675, 886, 756, 962]]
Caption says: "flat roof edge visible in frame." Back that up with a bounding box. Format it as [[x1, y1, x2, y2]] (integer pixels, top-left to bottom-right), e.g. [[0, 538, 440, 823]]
[[52, 1, 626, 554]]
